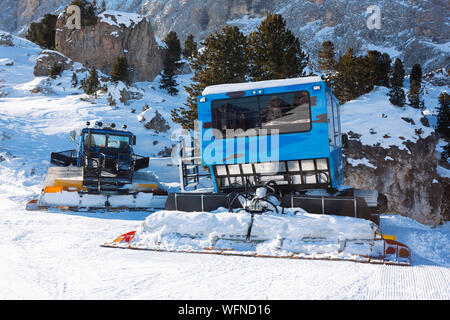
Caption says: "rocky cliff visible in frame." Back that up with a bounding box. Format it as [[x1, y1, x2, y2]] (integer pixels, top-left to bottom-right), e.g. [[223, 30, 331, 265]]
[[344, 133, 444, 226], [2, 0, 448, 73], [55, 10, 162, 82], [340, 86, 447, 226]]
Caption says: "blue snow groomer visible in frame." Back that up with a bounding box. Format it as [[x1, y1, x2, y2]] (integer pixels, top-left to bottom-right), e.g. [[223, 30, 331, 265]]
[[198, 76, 343, 193], [167, 77, 382, 223]]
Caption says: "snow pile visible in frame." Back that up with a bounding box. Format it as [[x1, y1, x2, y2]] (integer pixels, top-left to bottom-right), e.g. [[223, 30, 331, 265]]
[[341, 86, 435, 151], [130, 208, 378, 256], [381, 215, 450, 267], [346, 157, 377, 169], [202, 76, 322, 95], [99, 10, 147, 28]]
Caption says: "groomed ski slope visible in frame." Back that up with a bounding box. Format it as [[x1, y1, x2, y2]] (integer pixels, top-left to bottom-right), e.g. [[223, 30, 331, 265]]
[[0, 34, 449, 300]]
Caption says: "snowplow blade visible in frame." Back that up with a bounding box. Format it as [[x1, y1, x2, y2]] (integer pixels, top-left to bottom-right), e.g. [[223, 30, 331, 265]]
[[101, 209, 411, 266], [27, 166, 168, 211]]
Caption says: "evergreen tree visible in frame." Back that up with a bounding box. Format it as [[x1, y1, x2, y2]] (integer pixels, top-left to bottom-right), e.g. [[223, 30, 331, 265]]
[[408, 79, 424, 109], [48, 63, 63, 79], [318, 40, 336, 73], [71, 72, 78, 87], [110, 56, 129, 83], [247, 13, 308, 81], [410, 63, 422, 86], [171, 25, 248, 130], [390, 58, 405, 88], [366, 50, 391, 87], [25, 14, 57, 49], [159, 31, 183, 95], [183, 34, 197, 59], [437, 92, 449, 140], [408, 64, 424, 109], [82, 68, 100, 97], [330, 48, 373, 103], [388, 58, 406, 107]]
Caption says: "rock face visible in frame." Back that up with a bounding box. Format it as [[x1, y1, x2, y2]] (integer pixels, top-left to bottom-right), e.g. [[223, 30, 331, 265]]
[[138, 0, 450, 73], [0, 0, 69, 34], [0, 31, 14, 46], [33, 49, 73, 77], [55, 10, 162, 82], [3, 0, 448, 72], [344, 133, 444, 226]]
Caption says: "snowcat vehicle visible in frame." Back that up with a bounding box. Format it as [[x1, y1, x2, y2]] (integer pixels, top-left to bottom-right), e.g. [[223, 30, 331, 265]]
[[26, 122, 167, 210], [101, 77, 411, 265]]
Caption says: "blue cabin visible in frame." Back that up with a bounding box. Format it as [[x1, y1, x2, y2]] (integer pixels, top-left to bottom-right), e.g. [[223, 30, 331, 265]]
[[197, 76, 343, 194]]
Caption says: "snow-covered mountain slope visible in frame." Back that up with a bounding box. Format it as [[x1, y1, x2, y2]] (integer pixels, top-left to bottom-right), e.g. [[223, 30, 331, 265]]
[[0, 34, 449, 299], [1, 0, 448, 72]]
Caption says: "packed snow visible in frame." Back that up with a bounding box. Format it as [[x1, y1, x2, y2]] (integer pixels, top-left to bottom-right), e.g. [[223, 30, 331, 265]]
[[340, 86, 436, 152], [98, 10, 147, 28], [0, 33, 449, 299], [202, 76, 322, 95]]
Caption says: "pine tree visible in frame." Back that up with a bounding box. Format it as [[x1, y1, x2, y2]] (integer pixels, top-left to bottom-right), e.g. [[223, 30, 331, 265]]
[[366, 50, 391, 87], [318, 40, 336, 73], [408, 79, 424, 109], [159, 31, 182, 95], [183, 34, 197, 59], [330, 48, 373, 103], [437, 92, 449, 140], [71, 72, 78, 87], [171, 25, 248, 130], [25, 14, 57, 49], [82, 68, 100, 97], [48, 63, 63, 79], [247, 13, 308, 81], [390, 58, 405, 88], [388, 58, 406, 107], [410, 63, 422, 86], [111, 56, 129, 83]]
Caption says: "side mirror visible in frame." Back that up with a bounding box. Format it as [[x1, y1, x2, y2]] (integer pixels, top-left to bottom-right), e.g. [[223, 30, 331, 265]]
[[70, 130, 76, 142], [132, 135, 136, 145]]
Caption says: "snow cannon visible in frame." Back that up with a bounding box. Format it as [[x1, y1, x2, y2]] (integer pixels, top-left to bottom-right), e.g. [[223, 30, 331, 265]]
[[26, 122, 167, 211]]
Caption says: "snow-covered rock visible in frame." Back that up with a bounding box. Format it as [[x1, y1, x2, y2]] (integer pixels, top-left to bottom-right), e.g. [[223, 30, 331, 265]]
[[341, 86, 447, 226], [33, 49, 73, 77]]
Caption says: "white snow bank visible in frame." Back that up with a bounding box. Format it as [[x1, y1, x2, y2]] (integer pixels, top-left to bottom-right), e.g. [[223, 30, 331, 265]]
[[364, 44, 401, 58], [341, 86, 435, 151], [38, 190, 166, 209], [133, 208, 377, 246], [99, 10, 147, 28], [202, 76, 322, 95], [346, 157, 377, 169]]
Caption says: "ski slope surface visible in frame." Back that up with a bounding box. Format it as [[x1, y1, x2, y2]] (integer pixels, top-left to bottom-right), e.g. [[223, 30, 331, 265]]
[[0, 35, 449, 300]]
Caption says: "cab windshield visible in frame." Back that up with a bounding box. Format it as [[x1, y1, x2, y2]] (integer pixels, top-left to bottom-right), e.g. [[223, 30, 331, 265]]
[[84, 133, 130, 150]]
